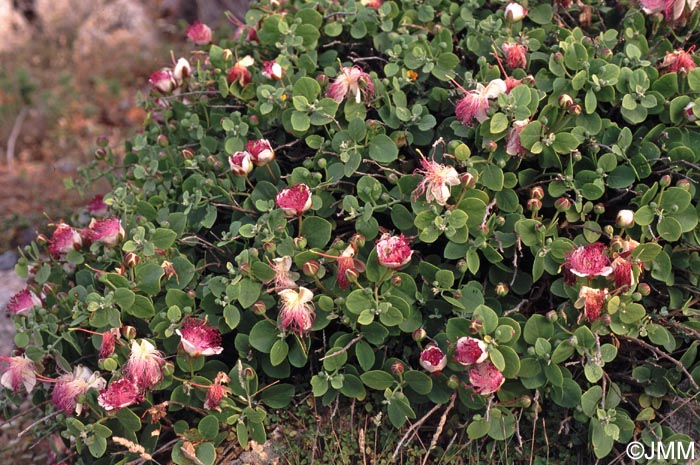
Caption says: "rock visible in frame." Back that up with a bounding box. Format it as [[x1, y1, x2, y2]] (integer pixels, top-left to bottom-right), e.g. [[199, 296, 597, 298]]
[[0, 0, 32, 53], [0, 269, 26, 356], [72, 0, 161, 80], [0, 251, 18, 271], [34, 0, 106, 37]]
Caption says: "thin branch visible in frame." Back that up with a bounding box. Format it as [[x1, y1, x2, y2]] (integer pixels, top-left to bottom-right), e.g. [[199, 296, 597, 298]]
[[18, 410, 60, 437], [6, 106, 28, 173], [619, 335, 699, 390], [421, 393, 456, 465], [319, 335, 363, 361], [391, 399, 446, 461]]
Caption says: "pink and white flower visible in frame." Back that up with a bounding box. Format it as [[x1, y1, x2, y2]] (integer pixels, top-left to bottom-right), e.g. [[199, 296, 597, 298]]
[[204, 372, 230, 411], [563, 243, 613, 279], [51, 366, 106, 415], [413, 156, 461, 206], [611, 257, 635, 290], [575, 286, 608, 322], [173, 57, 192, 84], [49, 223, 82, 259], [262, 61, 284, 80], [326, 66, 374, 104], [228, 151, 253, 175], [376, 233, 413, 269], [186, 21, 212, 45], [246, 139, 275, 166], [228, 55, 254, 86], [336, 244, 364, 290], [455, 79, 507, 126], [86, 194, 109, 216], [124, 339, 165, 392], [149, 68, 177, 94], [278, 287, 315, 336], [659, 49, 697, 74], [6, 288, 42, 316], [502, 42, 528, 70], [506, 120, 529, 156], [88, 217, 125, 247], [454, 337, 489, 366], [639, 0, 698, 22], [176, 317, 224, 357], [504, 2, 527, 22], [276, 184, 313, 217], [419, 345, 447, 373], [0, 355, 36, 393], [99, 328, 121, 360], [98, 377, 142, 412], [468, 361, 505, 395], [269, 256, 299, 290], [360, 0, 382, 8]]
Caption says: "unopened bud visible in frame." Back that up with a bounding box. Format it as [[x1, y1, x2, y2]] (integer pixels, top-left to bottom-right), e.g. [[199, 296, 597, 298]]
[[558, 94, 574, 108], [593, 203, 605, 215], [162, 260, 176, 279], [638, 283, 651, 296], [603, 225, 614, 237], [496, 216, 506, 226], [252, 300, 267, 315], [124, 252, 140, 268], [599, 314, 611, 325], [412, 328, 427, 342], [391, 275, 402, 287], [568, 104, 582, 115], [387, 173, 399, 184], [460, 172, 476, 189], [123, 326, 137, 340], [546, 310, 558, 322], [530, 186, 545, 200], [263, 241, 276, 253], [485, 140, 498, 152], [302, 260, 320, 277], [350, 233, 366, 249], [243, 367, 256, 380], [157, 135, 169, 147], [391, 361, 405, 376], [479, 224, 490, 235], [345, 268, 360, 283], [101, 357, 118, 372], [495, 283, 509, 296], [115, 264, 126, 276], [239, 263, 251, 273], [163, 361, 175, 377], [294, 236, 307, 250], [554, 197, 571, 212], [456, 259, 468, 273], [616, 209, 635, 228], [660, 175, 672, 187], [527, 198, 542, 211], [677, 179, 691, 191], [553, 52, 564, 62], [42, 282, 57, 296], [94, 148, 107, 160], [317, 74, 328, 85], [470, 319, 483, 334], [181, 148, 195, 160], [446, 375, 460, 390]]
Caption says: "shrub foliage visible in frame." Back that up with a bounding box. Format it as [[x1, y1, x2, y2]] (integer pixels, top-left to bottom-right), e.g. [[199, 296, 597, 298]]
[[4, 0, 700, 463]]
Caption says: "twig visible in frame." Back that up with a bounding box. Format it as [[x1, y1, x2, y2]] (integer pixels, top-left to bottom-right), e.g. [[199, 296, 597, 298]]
[[7, 106, 28, 173], [17, 410, 60, 438], [619, 335, 699, 390], [391, 400, 445, 461], [421, 393, 456, 465], [319, 335, 363, 361]]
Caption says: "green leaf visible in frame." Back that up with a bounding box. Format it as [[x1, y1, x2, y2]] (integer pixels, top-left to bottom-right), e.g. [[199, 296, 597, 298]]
[[270, 340, 289, 366], [135, 263, 164, 296], [301, 216, 332, 248], [237, 279, 262, 309], [249, 320, 278, 353], [528, 3, 553, 24], [404, 370, 432, 395], [260, 383, 294, 408], [467, 419, 490, 439], [126, 295, 155, 319], [360, 370, 395, 390], [198, 415, 220, 440], [293, 76, 321, 100], [88, 435, 107, 458], [523, 315, 553, 345], [490, 113, 509, 134], [657, 216, 682, 241], [480, 165, 504, 191], [151, 228, 177, 249], [117, 407, 142, 431], [339, 374, 366, 400], [196, 442, 216, 465], [355, 340, 375, 371], [473, 305, 499, 334], [223, 305, 240, 330], [369, 134, 398, 164]]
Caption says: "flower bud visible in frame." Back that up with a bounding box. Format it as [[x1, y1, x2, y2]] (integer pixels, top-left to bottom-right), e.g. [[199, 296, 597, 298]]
[[554, 197, 571, 212], [161, 260, 177, 279], [447, 375, 460, 390], [546, 310, 558, 322], [387, 173, 399, 184], [345, 268, 360, 283], [485, 140, 498, 152], [157, 135, 169, 147], [263, 241, 276, 253], [123, 326, 137, 340], [181, 148, 195, 160], [599, 314, 611, 325], [302, 260, 320, 277], [470, 319, 483, 334], [243, 367, 256, 380], [252, 300, 267, 315], [677, 179, 691, 191], [95, 148, 107, 160], [101, 356, 118, 372], [317, 74, 328, 85], [530, 186, 545, 200], [391, 274, 402, 287], [496, 216, 506, 226], [660, 175, 672, 187], [163, 361, 175, 377], [294, 236, 307, 250], [504, 2, 527, 22], [632, 292, 642, 301], [456, 259, 468, 273], [495, 283, 509, 296], [593, 203, 605, 215], [350, 233, 366, 249], [412, 328, 427, 342], [124, 252, 140, 268], [460, 172, 476, 189], [553, 52, 564, 62], [568, 104, 582, 115], [638, 283, 651, 296], [527, 198, 542, 212], [222, 49, 233, 61], [604, 225, 614, 237], [616, 209, 635, 228], [558, 94, 574, 108], [391, 361, 405, 376]]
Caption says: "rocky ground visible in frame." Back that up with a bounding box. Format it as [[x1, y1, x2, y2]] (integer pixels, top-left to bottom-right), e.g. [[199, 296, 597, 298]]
[[0, 254, 25, 357]]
